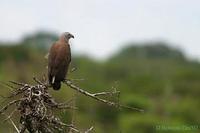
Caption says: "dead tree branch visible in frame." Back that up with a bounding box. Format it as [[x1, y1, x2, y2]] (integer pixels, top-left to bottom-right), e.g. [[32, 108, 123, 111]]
[[0, 77, 143, 132], [0, 79, 81, 133], [64, 79, 144, 112]]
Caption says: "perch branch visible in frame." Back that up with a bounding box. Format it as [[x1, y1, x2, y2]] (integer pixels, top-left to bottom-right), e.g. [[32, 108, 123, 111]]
[[0, 79, 81, 132]]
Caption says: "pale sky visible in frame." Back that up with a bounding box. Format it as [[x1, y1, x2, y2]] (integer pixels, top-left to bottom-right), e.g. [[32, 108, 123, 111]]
[[0, 0, 200, 60]]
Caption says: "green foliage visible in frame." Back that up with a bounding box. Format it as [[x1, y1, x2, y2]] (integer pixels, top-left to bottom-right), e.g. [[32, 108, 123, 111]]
[[112, 42, 185, 60], [21, 31, 58, 51]]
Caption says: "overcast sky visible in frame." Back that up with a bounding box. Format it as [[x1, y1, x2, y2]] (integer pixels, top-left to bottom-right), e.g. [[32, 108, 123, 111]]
[[0, 0, 200, 60]]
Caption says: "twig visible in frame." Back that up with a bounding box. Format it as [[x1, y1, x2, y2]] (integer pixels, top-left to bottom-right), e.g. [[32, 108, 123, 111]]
[[7, 86, 29, 98], [1, 78, 80, 132], [69, 92, 78, 133], [33, 77, 43, 85], [64, 79, 144, 112], [70, 78, 85, 81], [10, 118, 20, 133], [0, 76, 144, 132], [3, 108, 18, 122], [2, 112, 20, 133], [9, 81, 26, 86], [92, 91, 120, 96], [70, 67, 77, 73], [85, 126, 94, 133], [0, 81, 17, 91], [0, 99, 22, 114]]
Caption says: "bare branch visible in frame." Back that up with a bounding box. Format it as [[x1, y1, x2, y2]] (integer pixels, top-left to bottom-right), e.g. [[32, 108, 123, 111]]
[[0, 81, 17, 91], [9, 81, 26, 86], [2, 112, 20, 133], [92, 91, 120, 96], [33, 77, 44, 85], [3, 108, 18, 122], [10, 118, 20, 133], [0, 76, 144, 132], [64, 79, 144, 112], [85, 126, 94, 133], [0, 99, 22, 114], [0, 78, 80, 132]]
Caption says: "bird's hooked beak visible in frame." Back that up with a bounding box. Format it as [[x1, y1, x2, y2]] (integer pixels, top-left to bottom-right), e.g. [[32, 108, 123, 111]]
[[70, 34, 74, 39], [63, 32, 74, 42]]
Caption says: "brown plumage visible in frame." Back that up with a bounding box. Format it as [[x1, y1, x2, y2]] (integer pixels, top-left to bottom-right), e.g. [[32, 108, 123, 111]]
[[48, 32, 74, 90]]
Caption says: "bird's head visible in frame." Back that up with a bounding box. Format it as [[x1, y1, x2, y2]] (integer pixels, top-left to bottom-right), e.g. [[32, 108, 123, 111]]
[[62, 32, 74, 42], [59, 32, 74, 43]]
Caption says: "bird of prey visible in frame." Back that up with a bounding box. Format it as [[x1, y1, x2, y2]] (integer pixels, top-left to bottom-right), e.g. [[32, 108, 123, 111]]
[[48, 32, 74, 90]]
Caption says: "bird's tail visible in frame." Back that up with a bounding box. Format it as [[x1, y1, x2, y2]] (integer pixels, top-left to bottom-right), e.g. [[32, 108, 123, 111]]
[[52, 82, 61, 90]]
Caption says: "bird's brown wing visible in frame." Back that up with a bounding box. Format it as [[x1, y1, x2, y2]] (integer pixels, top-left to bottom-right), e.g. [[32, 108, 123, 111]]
[[55, 43, 71, 80], [48, 42, 57, 77], [64, 44, 71, 74], [48, 42, 71, 83]]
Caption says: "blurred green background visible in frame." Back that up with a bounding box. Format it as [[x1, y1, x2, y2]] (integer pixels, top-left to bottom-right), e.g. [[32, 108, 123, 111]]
[[0, 32, 199, 132]]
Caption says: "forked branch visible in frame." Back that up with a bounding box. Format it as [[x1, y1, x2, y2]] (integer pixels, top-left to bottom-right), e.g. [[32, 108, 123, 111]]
[[64, 79, 144, 112]]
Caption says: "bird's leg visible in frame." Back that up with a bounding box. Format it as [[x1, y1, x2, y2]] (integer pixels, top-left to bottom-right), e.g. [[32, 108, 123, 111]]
[[52, 76, 55, 84]]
